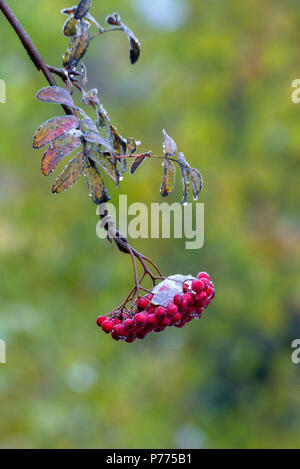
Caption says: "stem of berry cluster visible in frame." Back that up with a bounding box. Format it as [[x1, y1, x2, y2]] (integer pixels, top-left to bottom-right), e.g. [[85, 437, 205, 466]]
[[0, 0, 165, 288]]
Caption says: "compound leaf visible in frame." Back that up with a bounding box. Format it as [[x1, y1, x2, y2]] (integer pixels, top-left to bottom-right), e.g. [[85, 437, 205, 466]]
[[85, 163, 111, 205], [41, 131, 82, 176], [33, 115, 79, 149], [160, 158, 176, 197], [52, 152, 86, 193], [36, 86, 75, 108]]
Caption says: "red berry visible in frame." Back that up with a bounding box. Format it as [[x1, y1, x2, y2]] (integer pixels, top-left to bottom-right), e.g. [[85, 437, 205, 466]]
[[182, 283, 189, 293], [138, 297, 149, 310], [111, 331, 120, 341], [114, 324, 126, 336], [174, 294, 183, 306], [147, 314, 158, 327], [167, 302, 178, 317], [126, 335, 136, 343], [197, 272, 210, 281], [155, 306, 167, 321], [96, 316, 106, 327], [123, 318, 135, 331], [102, 320, 114, 333], [135, 313, 147, 326], [172, 312, 182, 323], [192, 279, 204, 293], [162, 317, 171, 327]]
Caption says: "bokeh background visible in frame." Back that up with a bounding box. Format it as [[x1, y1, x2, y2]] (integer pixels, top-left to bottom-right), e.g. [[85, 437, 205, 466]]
[[0, 0, 299, 449]]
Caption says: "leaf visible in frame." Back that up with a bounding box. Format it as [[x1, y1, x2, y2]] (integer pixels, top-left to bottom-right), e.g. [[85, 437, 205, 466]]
[[63, 21, 90, 69], [85, 164, 111, 205], [177, 152, 190, 205], [74, 0, 92, 20], [33, 115, 79, 149], [120, 158, 127, 175], [160, 158, 176, 197], [88, 150, 120, 185], [127, 138, 137, 155], [81, 117, 98, 133], [109, 125, 127, 156], [61, 7, 77, 16], [189, 168, 203, 201], [84, 131, 114, 153], [84, 13, 104, 32], [41, 131, 82, 176], [106, 13, 141, 64], [63, 16, 78, 36], [130, 153, 148, 174], [36, 86, 75, 108], [163, 129, 177, 157], [52, 152, 86, 193]]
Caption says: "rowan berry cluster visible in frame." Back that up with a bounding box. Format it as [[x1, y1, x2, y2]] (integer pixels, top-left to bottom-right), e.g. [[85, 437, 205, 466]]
[[96, 272, 215, 343]]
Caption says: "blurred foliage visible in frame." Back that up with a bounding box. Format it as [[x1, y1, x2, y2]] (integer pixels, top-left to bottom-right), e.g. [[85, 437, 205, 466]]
[[0, 0, 299, 449]]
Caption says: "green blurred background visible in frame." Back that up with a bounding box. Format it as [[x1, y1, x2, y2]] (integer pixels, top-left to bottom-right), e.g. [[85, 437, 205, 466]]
[[0, 0, 299, 449]]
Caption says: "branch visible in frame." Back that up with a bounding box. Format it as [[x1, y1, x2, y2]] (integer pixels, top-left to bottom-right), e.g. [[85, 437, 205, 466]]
[[0, 0, 72, 115]]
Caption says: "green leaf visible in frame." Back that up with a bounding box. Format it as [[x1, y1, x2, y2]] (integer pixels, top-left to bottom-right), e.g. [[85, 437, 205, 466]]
[[85, 163, 111, 205], [41, 131, 82, 176], [36, 86, 75, 108], [33, 116, 79, 149], [160, 157, 176, 197], [52, 152, 86, 193], [88, 150, 120, 185]]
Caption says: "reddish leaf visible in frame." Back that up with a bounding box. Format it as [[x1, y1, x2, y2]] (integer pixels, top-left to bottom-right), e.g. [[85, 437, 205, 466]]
[[163, 129, 177, 157], [130, 153, 149, 174], [41, 132, 82, 176], [36, 86, 75, 108], [33, 115, 79, 149], [160, 158, 176, 197], [52, 152, 86, 193], [85, 164, 111, 205]]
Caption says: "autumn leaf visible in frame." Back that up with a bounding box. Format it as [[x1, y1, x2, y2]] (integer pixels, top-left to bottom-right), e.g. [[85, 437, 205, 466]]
[[177, 152, 191, 205], [88, 150, 120, 185], [127, 138, 137, 155], [81, 117, 98, 133], [163, 129, 177, 157], [63, 16, 78, 37], [84, 131, 114, 153], [74, 0, 92, 20], [41, 132, 82, 176], [130, 153, 149, 174], [63, 21, 90, 69], [52, 152, 86, 193], [160, 158, 176, 197], [36, 86, 75, 108], [106, 13, 141, 64], [33, 115, 79, 149], [189, 168, 203, 201], [85, 163, 111, 205]]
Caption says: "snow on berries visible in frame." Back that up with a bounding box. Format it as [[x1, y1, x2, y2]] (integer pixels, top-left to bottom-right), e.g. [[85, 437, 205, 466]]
[[96, 272, 215, 343]]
